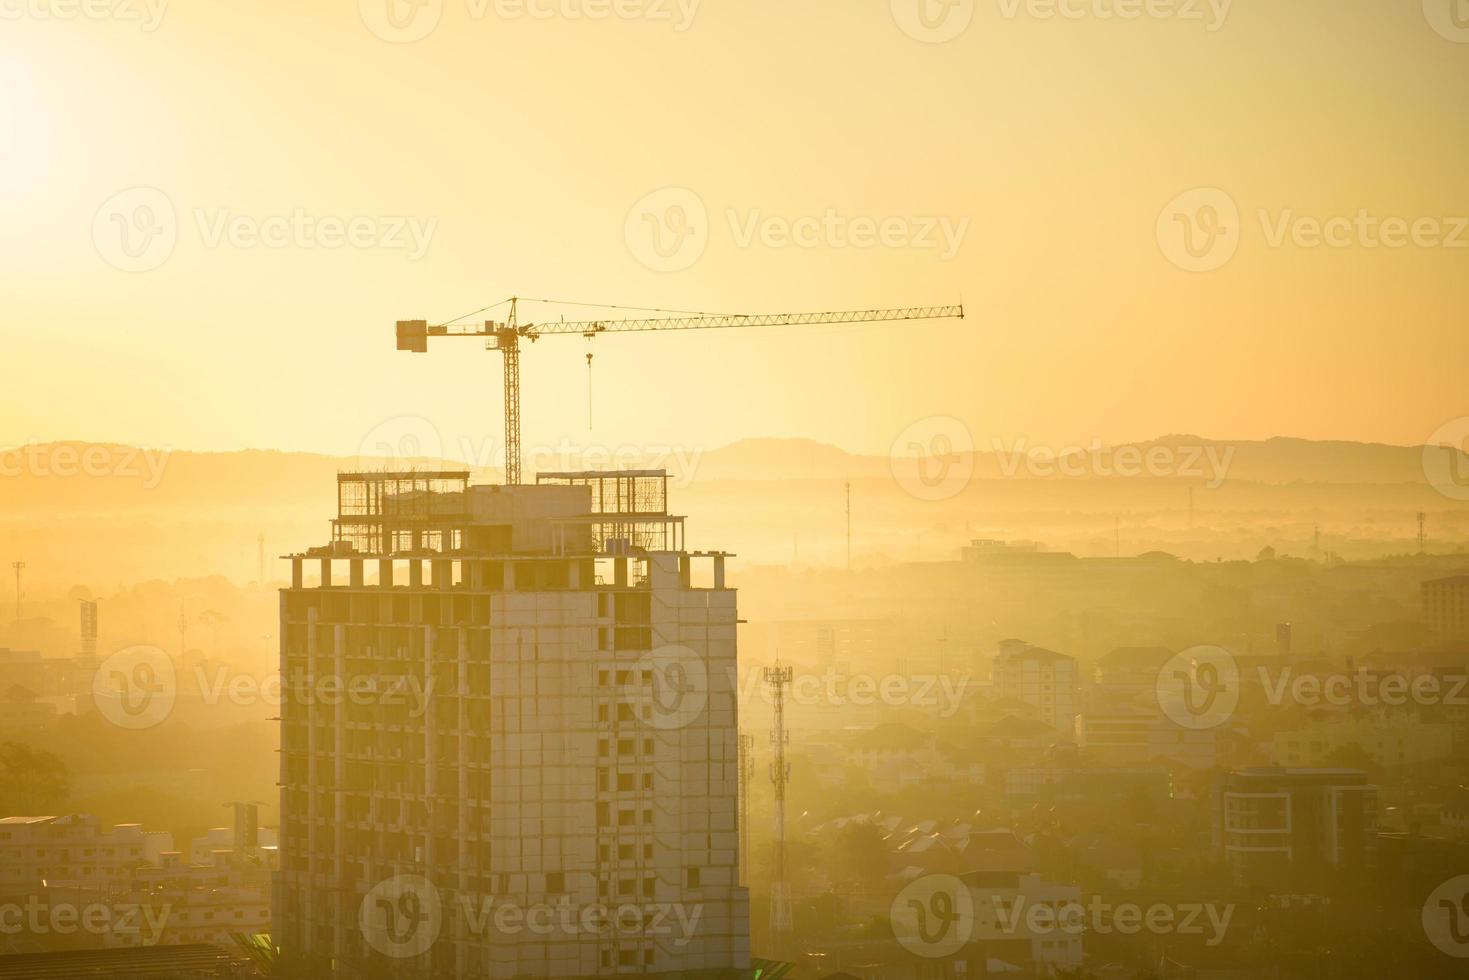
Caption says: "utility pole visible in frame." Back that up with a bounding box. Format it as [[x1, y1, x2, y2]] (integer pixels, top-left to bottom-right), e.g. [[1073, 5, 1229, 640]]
[[1418, 512, 1427, 555], [11, 562, 23, 622], [764, 663, 794, 950], [257, 532, 266, 585]]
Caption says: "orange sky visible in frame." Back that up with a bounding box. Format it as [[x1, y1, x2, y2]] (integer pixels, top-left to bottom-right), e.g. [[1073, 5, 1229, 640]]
[[2, 2, 1466, 465]]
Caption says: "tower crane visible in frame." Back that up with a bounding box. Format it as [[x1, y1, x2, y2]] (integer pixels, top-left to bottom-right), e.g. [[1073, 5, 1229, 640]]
[[396, 297, 965, 484]]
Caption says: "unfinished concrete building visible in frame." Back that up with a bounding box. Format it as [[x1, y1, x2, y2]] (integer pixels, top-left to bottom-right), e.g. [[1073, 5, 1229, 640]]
[[274, 470, 749, 978]]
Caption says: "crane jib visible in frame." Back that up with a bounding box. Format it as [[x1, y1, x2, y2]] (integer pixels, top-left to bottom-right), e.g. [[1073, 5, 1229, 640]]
[[394, 301, 964, 484]]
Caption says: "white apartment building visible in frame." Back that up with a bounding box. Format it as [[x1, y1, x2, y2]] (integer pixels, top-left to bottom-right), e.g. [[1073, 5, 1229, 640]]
[[991, 640, 1079, 733], [0, 815, 173, 890]]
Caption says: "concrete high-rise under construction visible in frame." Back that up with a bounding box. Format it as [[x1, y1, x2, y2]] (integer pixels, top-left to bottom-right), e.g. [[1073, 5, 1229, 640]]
[[274, 469, 749, 978]]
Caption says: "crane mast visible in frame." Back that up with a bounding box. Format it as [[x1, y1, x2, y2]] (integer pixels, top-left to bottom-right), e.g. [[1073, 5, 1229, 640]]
[[397, 298, 964, 484]]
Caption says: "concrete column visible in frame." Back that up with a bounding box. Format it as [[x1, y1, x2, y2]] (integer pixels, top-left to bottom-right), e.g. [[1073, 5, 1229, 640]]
[[423, 624, 436, 876], [410, 560, 423, 588], [713, 555, 726, 589], [456, 627, 470, 977], [379, 559, 393, 588], [320, 558, 332, 588], [349, 559, 364, 588], [303, 608, 319, 946], [333, 622, 347, 959], [291, 558, 303, 590]]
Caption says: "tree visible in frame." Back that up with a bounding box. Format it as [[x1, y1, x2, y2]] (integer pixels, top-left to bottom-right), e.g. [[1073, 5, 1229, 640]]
[[833, 821, 890, 888], [0, 742, 70, 816]]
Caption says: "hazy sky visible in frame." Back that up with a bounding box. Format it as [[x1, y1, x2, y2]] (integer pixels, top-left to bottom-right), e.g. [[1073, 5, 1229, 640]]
[[3, 1, 1466, 464]]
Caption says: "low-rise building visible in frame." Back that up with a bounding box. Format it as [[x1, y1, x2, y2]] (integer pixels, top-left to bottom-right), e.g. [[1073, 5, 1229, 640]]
[[1077, 710, 1217, 769], [991, 641, 1078, 734], [1269, 717, 1453, 768], [1213, 768, 1377, 888], [0, 815, 172, 891]]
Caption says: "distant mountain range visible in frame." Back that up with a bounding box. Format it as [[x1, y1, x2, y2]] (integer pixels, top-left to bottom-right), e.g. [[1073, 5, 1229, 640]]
[[0, 435, 1465, 513]]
